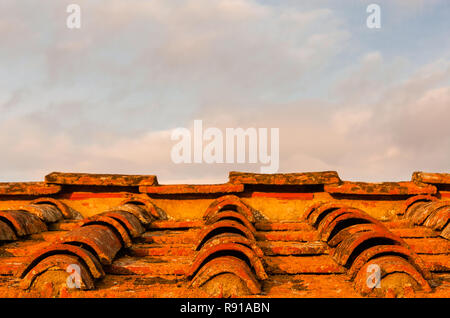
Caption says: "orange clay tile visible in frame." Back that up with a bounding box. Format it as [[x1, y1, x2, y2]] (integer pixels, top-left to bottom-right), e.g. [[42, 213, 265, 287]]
[[250, 192, 314, 199], [81, 215, 133, 248], [204, 210, 257, 233], [354, 255, 431, 296], [30, 197, 82, 219], [229, 171, 341, 185], [400, 194, 438, 216], [58, 224, 122, 265], [19, 204, 63, 223], [441, 223, 450, 240], [139, 183, 244, 194], [347, 244, 431, 281], [99, 210, 145, 238], [324, 181, 437, 195], [0, 210, 47, 236], [0, 170, 448, 298], [412, 171, 450, 184], [20, 254, 95, 290], [0, 220, 17, 241], [0, 182, 61, 196], [189, 256, 261, 294], [19, 243, 105, 279], [45, 172, 157, 186]]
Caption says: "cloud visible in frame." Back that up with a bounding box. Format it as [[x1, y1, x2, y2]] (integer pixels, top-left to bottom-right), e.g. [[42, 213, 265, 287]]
[[45, 0, 348, 103], [0, 55, 448, 183], [0, 1, 448, 183], [187, 54, 450, 181]]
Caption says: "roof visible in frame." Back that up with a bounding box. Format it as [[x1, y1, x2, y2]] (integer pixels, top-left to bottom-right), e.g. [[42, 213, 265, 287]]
[[0, 171, 448, 298]]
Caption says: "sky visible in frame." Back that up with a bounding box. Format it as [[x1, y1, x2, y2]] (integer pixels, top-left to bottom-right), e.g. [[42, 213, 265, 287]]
[[0, 0, 449, 183]]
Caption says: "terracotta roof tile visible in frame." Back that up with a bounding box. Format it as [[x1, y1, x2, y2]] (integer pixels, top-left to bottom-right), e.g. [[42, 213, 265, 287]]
[[347, 244, 430, 280], [441, 224, 450, 240], [412, 171, 450, 184], [19, 243, 105, 280], [189, 256, 261, 295], [354, 255, 431, 297], [30, 197, 83, 219], [99, 210, 145, 238], [20, 254, 95, 290], [140, 183, 244, 194], [0, 182, 61, 196], [229, 170, 341, 185], [324, 181, 437, 195], [0, 170, 448, 298], [81, 216, 133, 248], [0, 210, 47, 236], [19, 204, 63, 223], [0, 220, 17, 241], [45, 172, 157, 186], [58, 224, 122, 265]]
